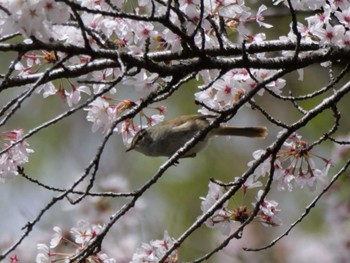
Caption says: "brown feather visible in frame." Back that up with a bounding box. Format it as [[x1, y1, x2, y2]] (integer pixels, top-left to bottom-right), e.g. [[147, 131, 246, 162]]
[[212, 126, 267, 138]]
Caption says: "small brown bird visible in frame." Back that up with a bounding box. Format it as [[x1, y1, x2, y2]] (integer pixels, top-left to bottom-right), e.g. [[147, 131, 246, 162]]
[[126, 114, 267, 158]]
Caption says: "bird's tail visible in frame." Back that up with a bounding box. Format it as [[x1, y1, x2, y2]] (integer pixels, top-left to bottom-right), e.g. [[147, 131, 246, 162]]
[[213, 126, 268, 138]]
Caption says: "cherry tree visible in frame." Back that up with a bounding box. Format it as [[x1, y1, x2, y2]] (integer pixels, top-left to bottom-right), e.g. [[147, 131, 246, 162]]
[[1, 0, 350, 262]]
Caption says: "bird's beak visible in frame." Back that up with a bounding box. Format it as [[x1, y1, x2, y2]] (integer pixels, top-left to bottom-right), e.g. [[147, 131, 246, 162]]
[[125, 145, 134, 152]]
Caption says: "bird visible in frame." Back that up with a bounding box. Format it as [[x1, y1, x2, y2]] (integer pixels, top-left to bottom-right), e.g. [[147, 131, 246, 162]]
[[126, 114, 267, 158]]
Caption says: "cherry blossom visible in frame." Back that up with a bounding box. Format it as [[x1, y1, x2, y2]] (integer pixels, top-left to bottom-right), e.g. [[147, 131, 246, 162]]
[[195, 67, 287, 113], [254, 190, 282, 227], [0, 129, 34, 183], [254, 4, 273, 28], [71, 220, 104, 246], [200, 181, 227, 213], [335, 8, 350, 28], [240, 176, 263, 194], [313, 23, 346, 45], [341, 31, 350, 45], [42, 0, 70, 24], [36, 244, 51, 263], [35, 82, 57, 98], [10, 255, 20, 263], [118, 118, 140, 146], [85, 97, 117, 133], [265, 78, 286, 95], [247, 149, 272, 179], [65, 85, 91, 107], [200, 181, 232, 234], [249, 132, 331, 192], [305, 4, 332, 27], [277, 132, 332, 191], [200, 179, 281, 234], [49, 226, 62, 249], [0, 0, 70, 41], [1, 0, 350, 260], [36, 221, 116, 262], [123, 69, 159, 96], [130, 231, 178, 263]]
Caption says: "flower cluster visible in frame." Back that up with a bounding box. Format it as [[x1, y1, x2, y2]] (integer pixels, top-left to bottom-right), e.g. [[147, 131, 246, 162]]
[[249, 132, 331, 192], [200, 181, 281, 235], [6, 0, 350, 148], [130, 231, 178, 263], [81, 67, 166, 145], [84, 97, 166, 145], [12, 51, 166, 146], [276, 0, 350, 47], [36, 220, 116, 263], [0, 0, 273, 47], [5, 0, 275, 128], [1, 0, 350, 262], [200, 131, 331, 234], [0, 129, 34, 183], [0, 0, 70, 41], [254, 190, 282, 227], [195, 69, 286, 114]]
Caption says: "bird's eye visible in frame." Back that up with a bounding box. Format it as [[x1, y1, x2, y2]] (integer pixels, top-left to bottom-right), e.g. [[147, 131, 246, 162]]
[[136, 129, 147, 142]]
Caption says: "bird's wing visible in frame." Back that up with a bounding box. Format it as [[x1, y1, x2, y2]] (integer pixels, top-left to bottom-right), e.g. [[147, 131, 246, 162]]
[[171, 114, 216, 133]]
